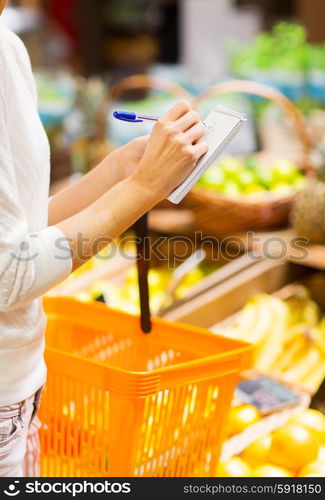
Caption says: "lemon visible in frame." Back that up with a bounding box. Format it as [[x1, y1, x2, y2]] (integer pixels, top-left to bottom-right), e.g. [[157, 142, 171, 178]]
[[270, 423, 319, 472], [299, 460, 325, 477], [318, 445, 325, 461], [290, 409, 325, 445], [300, 472, 325, 477], [227, 405, 261, 436], [254, 464, 293, 477], [242, 435, 272, 467], [218, 457, 252, 477]]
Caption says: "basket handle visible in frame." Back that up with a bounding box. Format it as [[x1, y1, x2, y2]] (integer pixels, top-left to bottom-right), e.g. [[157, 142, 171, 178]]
[[108, 74, 193, 102], [78, 77, 190, 327], [193, 80, 315, 176], [95, 74, 192, 140], [134, 213, 152, 334], [101, 76, 191, 333]]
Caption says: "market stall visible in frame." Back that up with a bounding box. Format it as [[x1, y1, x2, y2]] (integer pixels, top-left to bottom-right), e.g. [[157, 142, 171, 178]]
[[1, 0, 325, 482]]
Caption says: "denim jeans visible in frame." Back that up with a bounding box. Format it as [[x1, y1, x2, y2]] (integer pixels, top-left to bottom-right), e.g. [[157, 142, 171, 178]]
[[0, 388, 42, 477]]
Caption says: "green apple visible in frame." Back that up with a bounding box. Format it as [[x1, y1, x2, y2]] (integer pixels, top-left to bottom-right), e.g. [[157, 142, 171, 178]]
[[244, 156, 258, 172], [200, 166, 225, 188], [237, 170, 257, 190], [271, 159, 300, 182], [221, 181, 242, 198], [255, 166, 274, 189], [220, 156, 243, 179]]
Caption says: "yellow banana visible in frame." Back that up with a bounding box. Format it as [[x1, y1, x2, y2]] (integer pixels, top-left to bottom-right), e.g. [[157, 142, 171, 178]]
[[254, 297, 289, 371], [220, 294, 270, 341], [220, 294, 274, 361], [271, 324, 310, 372], [302, 300, 320, 327], [301, 360, 325, 392], [219, 301, 258, 340], [219, 291, 324, 388], [284, 345, 322, 383], [245, 295, 275, 345], [286, 293, 320, 327], [318, 317, 325, 342]]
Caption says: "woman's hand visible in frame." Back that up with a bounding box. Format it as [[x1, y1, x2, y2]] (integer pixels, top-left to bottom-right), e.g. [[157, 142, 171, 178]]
[[118, 135, 150, 177], [131, 101, 208, 202], [56, 101, 208, 270], [97, 135, 149, 180]]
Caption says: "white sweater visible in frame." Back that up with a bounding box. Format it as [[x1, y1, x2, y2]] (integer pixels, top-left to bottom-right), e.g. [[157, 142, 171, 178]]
[[0, 23, 72, 406]]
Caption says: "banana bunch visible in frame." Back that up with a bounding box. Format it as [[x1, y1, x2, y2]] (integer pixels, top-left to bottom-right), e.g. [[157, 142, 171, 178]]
[[270, 323, 325, 389], [216, 288, 325, 393]]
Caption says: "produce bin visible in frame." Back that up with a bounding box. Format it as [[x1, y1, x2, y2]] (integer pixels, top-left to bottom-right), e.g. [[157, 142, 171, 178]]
[[164, 259, 313, 327], [182, 80, 315, 237], [164, 259, 324, 464], [39, 297, 252, 477]]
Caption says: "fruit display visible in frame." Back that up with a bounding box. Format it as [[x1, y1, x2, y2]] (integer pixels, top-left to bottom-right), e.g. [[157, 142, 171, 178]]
[[213, 287, 325, 393], [219, 407, 325, 477], [73, 263, 213, 315], [49, 226, 222, 315], [197, 156, 305, 201], [291, 156, 325, 244]]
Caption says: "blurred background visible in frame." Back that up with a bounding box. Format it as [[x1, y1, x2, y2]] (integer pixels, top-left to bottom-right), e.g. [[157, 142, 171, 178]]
[[4, 4, 325, 477], [2, 0, 325, 187]]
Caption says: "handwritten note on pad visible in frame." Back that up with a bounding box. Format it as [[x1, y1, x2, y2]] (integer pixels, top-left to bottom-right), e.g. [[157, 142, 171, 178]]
[[167, 106, 247, 204]]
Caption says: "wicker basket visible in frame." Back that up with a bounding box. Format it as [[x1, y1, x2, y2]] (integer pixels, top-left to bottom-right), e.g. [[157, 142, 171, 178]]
[[182, 80, 315, 237]]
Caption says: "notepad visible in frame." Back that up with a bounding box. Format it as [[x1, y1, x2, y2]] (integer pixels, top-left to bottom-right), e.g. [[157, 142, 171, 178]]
[[167, 105, 247, 204]]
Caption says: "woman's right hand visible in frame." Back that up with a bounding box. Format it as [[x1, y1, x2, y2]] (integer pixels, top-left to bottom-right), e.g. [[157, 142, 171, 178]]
[[131, 101, 208, 202]]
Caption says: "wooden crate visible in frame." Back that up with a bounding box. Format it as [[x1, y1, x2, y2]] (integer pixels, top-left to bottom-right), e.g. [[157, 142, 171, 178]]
[[162, 258, 324, 462], [163, 259, 315, 327]]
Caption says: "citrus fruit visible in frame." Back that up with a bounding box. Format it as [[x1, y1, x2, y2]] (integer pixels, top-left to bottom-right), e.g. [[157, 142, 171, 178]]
[[300, 472, 325, 477], [227, 405, 261, 436], [299, 460, 325, 477], [318, 445, 325, 461], [290, 409, 325, 444], [254, 464, 293, 478], [242, 435, 272, 467], [218, 457, 252, 477], [270, 423, 319, 471]]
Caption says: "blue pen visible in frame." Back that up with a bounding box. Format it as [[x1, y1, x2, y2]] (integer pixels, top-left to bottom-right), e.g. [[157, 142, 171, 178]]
[[113, 110, 159, 123]]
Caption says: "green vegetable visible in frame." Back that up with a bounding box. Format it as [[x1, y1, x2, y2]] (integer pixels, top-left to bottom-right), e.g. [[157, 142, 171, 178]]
[[230, 22, 309, 75]]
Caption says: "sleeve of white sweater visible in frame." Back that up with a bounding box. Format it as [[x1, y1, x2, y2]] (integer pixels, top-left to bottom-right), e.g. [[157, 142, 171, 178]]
[[0, 95, 72, 313]]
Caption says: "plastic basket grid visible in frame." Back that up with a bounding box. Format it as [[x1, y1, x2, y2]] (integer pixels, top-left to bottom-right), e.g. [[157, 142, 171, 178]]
[[39, 297, 252, 477]]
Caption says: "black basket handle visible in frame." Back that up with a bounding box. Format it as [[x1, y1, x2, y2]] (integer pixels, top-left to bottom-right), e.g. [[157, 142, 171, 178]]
[[134, 213, 152, 333]]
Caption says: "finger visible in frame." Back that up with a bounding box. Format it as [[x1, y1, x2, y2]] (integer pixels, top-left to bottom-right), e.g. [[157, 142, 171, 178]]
[[191, 141, 209, 161], [163, 100, 191, 122], [183, 122, 206, 144], [173, 110, 201, 133]]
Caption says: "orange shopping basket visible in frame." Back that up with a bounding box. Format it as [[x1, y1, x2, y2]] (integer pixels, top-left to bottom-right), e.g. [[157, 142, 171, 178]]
[[39, 296, 252, 477]]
